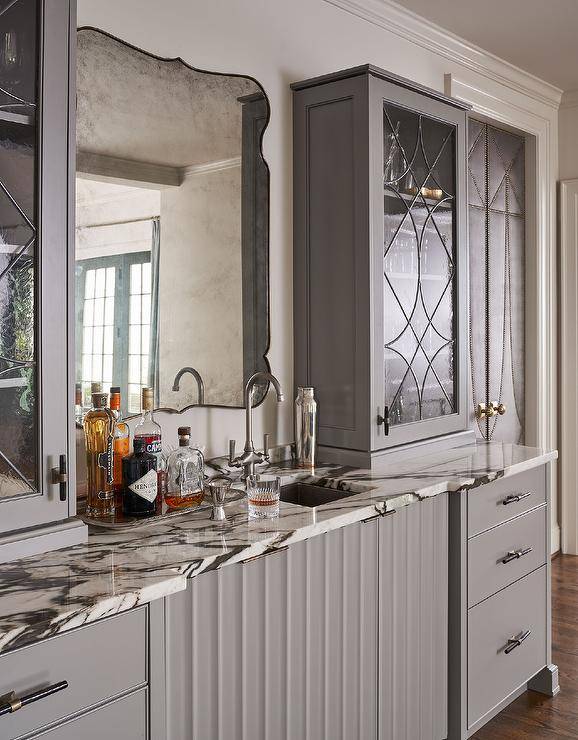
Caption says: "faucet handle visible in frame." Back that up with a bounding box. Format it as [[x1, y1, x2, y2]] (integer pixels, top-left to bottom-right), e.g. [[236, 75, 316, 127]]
[[263, 433, 270, 461], [228, 439, 236, 466]]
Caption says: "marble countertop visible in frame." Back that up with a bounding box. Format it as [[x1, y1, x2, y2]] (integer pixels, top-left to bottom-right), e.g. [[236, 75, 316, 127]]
[[0, 440, 556, 654]]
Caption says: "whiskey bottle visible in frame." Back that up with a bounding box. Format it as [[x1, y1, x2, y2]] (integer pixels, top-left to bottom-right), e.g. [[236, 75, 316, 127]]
[[164, 426, 205, 509], [84, 391, 115, 517], [122, 438, 158, 517], [109, 386, 130, 506], [134, 387, 164, 508]]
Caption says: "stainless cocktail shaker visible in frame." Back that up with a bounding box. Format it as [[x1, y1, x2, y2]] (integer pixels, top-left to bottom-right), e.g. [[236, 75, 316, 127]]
[[295, 387, 317, 468]]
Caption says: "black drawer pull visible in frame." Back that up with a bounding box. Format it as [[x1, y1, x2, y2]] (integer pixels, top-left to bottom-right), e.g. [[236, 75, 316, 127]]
[[502, 491, 532, 506], [0, 681, 68, 718], [504, 629, 531, 655], [501, 546, 533, 564]]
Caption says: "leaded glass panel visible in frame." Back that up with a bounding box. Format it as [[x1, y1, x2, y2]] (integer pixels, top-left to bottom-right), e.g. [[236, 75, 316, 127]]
[[0, 0, 39, 499], [383, 102, 457, 427]]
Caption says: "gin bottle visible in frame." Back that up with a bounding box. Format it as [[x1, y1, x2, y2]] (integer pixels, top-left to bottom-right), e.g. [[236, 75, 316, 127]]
[[122, 438, 157, 517]]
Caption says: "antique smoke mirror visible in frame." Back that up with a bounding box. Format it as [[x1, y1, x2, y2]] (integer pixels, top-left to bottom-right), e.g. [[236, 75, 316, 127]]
[[74, 28, 271, 417]]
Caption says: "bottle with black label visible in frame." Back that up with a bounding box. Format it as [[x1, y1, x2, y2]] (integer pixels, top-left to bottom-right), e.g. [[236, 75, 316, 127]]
[[134, 386, 164, 509], [122, 438, 158, 517], [83, 391, 115, 518]]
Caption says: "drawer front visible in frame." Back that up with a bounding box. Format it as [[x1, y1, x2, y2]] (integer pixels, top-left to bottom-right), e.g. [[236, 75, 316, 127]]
[[31, 688, 147, 739], [0, 608, 147, 740], [468, 566, 547, 729], [468, 466, 546, 537], [468, 505, 547, 607]]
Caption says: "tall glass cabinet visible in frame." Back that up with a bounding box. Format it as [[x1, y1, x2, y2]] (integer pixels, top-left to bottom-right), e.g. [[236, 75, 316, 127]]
[[0, 0, 86, 560], [293, 65, 469, 465]]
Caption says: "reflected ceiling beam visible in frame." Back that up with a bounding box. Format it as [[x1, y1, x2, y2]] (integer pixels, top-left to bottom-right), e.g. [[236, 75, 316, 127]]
[[77, 150, 181, 189]]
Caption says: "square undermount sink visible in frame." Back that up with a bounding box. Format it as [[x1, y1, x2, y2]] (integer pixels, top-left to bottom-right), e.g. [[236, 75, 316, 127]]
[[279, 481, 358, 508]]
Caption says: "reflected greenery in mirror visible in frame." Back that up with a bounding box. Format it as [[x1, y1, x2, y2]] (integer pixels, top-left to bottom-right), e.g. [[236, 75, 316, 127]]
[[75, 28, 270, 417]]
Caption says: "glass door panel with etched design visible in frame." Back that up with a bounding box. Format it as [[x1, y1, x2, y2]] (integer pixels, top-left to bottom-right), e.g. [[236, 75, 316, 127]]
[[383, 102, 457, 429], [0, 0, 39, 500]]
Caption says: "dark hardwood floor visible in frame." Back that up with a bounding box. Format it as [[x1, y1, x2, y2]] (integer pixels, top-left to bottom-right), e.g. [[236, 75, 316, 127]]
[[472, 555, 578, 739]]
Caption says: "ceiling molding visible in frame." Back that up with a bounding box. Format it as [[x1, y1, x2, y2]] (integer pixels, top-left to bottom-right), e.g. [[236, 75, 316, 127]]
[[560, 90, 578, 110], [323, 0, 563, 109], [77, 151, 181, 188], [181, 157, 242, 180]]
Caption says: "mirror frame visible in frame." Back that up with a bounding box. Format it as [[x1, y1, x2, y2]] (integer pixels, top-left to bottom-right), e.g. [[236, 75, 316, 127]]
[[76, 26, 272, 416]]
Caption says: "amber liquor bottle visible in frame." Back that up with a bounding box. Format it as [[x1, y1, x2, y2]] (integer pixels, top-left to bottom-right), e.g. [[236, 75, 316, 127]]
[[110, 386, 130, 508], [83, 391, 115, 517], [122, 438, 158, 517]]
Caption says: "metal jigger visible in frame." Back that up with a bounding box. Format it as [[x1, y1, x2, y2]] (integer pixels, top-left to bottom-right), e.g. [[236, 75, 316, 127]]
[[208, 477, 232, 521]]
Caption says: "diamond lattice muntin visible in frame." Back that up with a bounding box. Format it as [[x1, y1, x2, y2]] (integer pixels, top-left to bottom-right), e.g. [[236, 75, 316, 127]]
[[0, 0, 39, 499], [383, 102, 457, 427]]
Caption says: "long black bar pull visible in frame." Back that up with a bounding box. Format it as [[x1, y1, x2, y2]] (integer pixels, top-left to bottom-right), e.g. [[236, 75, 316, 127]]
[[51, 454, 68, 501], [0, 681, 68, 718]]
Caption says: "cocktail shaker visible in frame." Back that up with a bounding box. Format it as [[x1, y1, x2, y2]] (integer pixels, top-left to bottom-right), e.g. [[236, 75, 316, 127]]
[[295, 387, 317, 468]]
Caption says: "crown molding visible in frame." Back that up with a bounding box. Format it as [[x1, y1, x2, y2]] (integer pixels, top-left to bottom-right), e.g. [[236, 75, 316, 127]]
[[560, 90, 578, 110], [181, 157, 242, 179], [323, 0, 563, 109]]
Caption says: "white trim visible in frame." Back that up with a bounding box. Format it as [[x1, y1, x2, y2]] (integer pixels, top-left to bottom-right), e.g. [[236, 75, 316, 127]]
[[77, 151, 181, 188], [323, 0, 562, 109], [446, 73, 559, 553], [559, 179, 578, 554], [560, 90, 578, 110], [180, 156, 241, 179]]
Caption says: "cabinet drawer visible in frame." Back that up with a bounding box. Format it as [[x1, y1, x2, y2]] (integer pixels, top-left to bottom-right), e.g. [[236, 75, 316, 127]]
[[0, 608, 147, 740], [30, 688, 147, 739], [468, 505, 547, 607], [468, 567, 547, 729], [467, 467, 546, 537]]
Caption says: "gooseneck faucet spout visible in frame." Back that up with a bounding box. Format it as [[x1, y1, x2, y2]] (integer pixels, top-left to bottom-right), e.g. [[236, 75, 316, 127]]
[[172, 366, 205, 405], [229, 371, 284, 480]]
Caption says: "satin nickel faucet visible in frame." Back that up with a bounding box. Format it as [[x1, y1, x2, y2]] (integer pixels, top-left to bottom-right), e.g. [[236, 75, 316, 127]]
[[229, 371, 284, 479], [172, 366, 205, 405]]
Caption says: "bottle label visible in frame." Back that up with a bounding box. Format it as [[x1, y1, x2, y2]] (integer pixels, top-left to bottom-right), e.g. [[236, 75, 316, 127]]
[[128, 469, 158, 503], [146, 439, 162, 455]]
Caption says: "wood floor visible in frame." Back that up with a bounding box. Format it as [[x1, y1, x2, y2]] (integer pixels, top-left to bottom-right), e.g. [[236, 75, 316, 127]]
[[472, 555, 578, 739]]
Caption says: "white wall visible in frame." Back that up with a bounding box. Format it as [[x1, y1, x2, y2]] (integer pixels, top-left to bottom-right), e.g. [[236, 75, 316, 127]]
[[77, 0, 560, 467]]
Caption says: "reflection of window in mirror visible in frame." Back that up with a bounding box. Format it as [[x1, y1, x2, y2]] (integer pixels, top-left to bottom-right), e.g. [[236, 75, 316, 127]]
[[75, 179, 160, 418]]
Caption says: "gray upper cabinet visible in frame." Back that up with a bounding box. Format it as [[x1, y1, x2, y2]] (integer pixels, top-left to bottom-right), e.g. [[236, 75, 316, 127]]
[[292, 65, 469, 463], [0, 0, 85, 558]]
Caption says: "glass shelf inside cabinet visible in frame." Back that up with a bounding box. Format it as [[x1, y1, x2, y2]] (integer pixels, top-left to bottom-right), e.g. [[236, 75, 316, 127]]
[[382, 101, 457, 427], [0, 0, 39, 501]]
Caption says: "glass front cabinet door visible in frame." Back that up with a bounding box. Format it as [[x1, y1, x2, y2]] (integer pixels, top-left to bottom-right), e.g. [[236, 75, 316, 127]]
[[292, 66, 468, 464], [0, 0, 85, 558]]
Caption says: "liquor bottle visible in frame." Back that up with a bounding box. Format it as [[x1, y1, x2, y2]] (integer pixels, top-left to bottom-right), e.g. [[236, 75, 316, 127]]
[[134, 386, 164, 508], [83, 391, 115, 517], [295, 387, 317, 468], [122, 438, 158, 517], [164, 426, 205, 509], [75, 382, 84, 425], [109, 386, 130, 507]]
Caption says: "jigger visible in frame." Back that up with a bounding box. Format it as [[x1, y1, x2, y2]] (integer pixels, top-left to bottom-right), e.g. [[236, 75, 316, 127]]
[[208, 477, 232, 521]]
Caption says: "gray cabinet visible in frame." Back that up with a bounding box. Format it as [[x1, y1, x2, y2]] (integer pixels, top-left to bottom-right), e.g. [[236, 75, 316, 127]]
[[0, 607, 149, 740], [0, 0, 86, 560], [448, 464, 558, 739], [164, 496, 449, 740], [292, 65, 469, 466]]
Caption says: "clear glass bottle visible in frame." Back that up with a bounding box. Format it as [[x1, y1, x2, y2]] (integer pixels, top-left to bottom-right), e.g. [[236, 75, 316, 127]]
[[134, 386, 164, 509], [122, 438, 157, 517], [294, 387, 317, 468], [75, 382, 84, 425], [109, 386, 130, 507], [164, 426, 205, 509], [83, 391, 115, 517]]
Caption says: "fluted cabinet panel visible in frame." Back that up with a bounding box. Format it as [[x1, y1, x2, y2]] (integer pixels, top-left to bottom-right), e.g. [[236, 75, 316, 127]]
[[165, 520, 379, 740], [378, 495, 448, 740]]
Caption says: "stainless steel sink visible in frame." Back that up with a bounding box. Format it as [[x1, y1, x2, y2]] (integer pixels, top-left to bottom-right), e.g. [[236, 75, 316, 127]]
[[279, 481, 357, 508]]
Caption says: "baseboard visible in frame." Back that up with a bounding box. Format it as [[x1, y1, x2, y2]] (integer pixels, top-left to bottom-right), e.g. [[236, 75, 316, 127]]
[[551, 522, 561, 555], [0, 517, 88, 564]]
